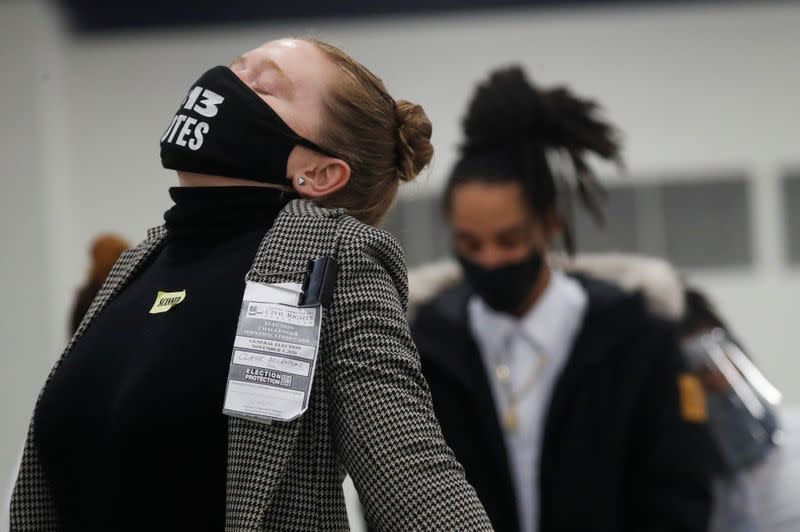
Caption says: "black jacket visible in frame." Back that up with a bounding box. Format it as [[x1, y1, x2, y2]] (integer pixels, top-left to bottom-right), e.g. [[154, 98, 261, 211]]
[[413, 275, 712, 532]]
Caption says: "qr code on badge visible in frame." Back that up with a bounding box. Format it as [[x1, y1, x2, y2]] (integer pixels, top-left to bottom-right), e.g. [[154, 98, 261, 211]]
[[280, 374, 293, 387]]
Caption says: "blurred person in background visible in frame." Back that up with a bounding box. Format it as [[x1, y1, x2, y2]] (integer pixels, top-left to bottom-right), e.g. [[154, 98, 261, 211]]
[[679, 286, 781, 532], [69, 234, 131, 334], [10, 38, 492, 531], [411, 66, 713, 532]]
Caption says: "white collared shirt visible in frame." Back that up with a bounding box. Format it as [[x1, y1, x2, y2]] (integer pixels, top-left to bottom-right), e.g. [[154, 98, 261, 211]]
[[468, 270, 588, 532]]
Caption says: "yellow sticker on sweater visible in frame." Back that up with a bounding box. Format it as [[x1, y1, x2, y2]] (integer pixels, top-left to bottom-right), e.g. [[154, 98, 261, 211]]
[[678, 373, 708, 423], [149, 290, 187, 314]]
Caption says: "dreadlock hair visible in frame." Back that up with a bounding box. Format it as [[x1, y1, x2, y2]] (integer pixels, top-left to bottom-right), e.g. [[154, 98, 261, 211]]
[[442, 66, 623, 253], [678, 287, 730, 338]]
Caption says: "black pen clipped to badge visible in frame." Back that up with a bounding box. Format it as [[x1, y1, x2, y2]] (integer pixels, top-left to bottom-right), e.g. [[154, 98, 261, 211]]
[[298, 256, 337, 308]]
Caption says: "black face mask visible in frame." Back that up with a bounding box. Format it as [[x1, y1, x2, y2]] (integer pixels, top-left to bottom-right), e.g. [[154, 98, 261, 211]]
[[457, 251, 544, 314], [160, 65, 337, 184]]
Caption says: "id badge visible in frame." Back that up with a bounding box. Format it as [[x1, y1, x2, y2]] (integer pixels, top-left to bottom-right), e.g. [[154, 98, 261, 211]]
[[223, 281, 322, 423]]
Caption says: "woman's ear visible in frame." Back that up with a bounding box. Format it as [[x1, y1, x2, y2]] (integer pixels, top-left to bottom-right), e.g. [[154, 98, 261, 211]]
[[293, 157, 351, 198]]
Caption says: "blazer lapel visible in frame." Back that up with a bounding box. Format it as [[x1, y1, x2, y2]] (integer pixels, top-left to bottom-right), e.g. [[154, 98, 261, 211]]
[[460, 332, 512, 493], [53, 225, 168, 386], [420, 285, 518, 527], [460, 330, 520, 528]]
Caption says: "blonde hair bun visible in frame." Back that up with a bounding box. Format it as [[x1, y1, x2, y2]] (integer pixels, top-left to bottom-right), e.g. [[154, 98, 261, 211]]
[[395, 100, 433, 182]]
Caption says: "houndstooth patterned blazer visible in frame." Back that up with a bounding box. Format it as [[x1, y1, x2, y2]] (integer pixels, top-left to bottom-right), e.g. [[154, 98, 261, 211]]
[[10, 199, 493, 531]]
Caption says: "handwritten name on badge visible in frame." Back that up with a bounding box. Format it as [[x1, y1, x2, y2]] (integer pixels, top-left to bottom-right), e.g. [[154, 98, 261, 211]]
[[149, 290, 187, 314]]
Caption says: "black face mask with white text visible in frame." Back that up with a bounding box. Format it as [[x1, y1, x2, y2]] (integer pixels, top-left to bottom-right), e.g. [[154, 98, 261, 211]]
[[160, 66, 336, 184], [457, 251, 545, 314]]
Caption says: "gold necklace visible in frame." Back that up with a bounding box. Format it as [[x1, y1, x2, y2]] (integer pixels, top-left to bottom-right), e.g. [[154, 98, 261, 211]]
[[493, 344, 548, 433]]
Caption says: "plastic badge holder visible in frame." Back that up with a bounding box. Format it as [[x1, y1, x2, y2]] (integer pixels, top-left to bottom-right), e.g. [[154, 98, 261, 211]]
[[682, 328, 781, 472]]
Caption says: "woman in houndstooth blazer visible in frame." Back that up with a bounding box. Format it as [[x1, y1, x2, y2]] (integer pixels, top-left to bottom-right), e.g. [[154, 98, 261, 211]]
[[10, 38, 492, 531]]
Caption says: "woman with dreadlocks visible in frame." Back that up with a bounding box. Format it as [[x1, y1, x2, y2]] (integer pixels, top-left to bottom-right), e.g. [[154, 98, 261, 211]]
[[411, 67, 713, 531]]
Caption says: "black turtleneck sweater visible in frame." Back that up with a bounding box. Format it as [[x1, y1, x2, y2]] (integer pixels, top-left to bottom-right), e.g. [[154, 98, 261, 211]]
[[34, 186, 292, 531]]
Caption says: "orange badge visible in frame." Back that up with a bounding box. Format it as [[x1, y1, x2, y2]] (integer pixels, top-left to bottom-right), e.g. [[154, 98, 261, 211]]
[[678, 373, 708, 423]]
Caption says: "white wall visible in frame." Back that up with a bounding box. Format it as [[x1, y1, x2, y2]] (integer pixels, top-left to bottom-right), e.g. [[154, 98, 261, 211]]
[[2, 0, 799, 503], [0, 0, 61, 510]]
